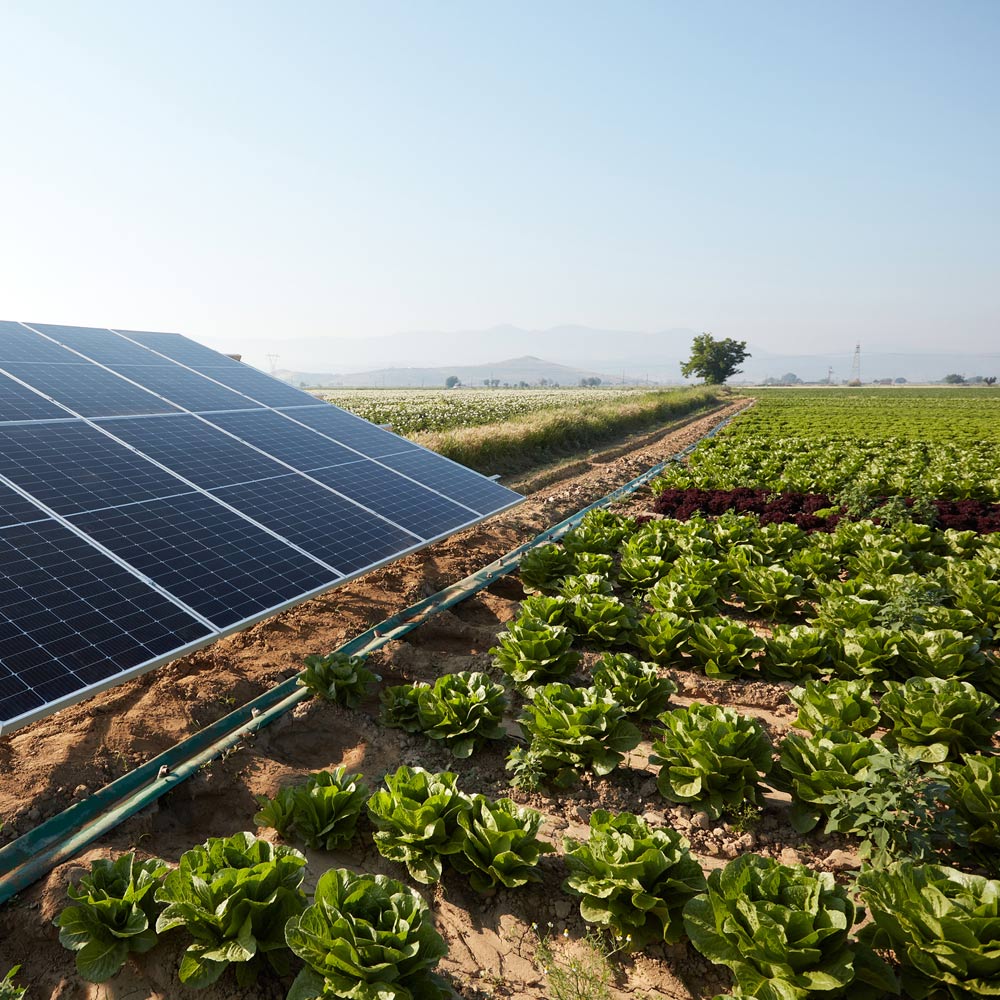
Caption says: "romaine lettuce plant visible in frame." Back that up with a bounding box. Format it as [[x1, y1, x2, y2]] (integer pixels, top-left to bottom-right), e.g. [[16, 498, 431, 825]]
[[406, 670, 508, 758], [563, 809, 705, 947], [380, 683, 425, 732], [831, 626, 904, 682], [254, 767, 369, 851], [943, 755, 1000, 863], [685, 617, 765, 680], [858, 861, 1000, 999], [517, 594, 571, 627], [518, 543, 576, 593], [732, 563, 805, 618], [617, 549, 673, 590], [633, 611, 691, 665], [573, 551, 616, 578], [557, 573, 615, 598], [55, 853, 169, 982], [591, 652, 677, 721], [893, 630, 995, 694], [155, 832, 307, 988], [298, 650, 380, 707], [366, 766, 469, 883], [650, 703, 773, 820], [284, 868, 449, 1000], [775, 734, 958, 863], [508, 683, 641, 787], [561, 510, 634, 555], [773, 730, 882, 833], [647, 578, 720, 617], [880, 676, 999, 762], [761, 625, 836, 681], [788, 679, 880, 735], [684, 854, 896, 1000], [450, 794, 552, 895], [566, 594, 636, 647], [490, 620, 580, 684]]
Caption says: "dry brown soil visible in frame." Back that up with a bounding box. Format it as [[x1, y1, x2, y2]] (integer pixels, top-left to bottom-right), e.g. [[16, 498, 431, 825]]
[[0, 399, 855, 1000]]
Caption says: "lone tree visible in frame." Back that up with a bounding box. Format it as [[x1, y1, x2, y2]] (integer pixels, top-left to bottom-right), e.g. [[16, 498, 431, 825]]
[[680, 333, 750, 384], [445, 375, 460, 388]]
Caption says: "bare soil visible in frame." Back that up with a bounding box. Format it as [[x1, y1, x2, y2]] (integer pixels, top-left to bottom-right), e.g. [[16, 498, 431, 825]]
[[0, 399, 854, 1000]]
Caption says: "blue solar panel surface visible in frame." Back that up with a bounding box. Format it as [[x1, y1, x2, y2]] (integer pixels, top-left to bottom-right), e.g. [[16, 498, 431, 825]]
[[0, 321, 522, 732]]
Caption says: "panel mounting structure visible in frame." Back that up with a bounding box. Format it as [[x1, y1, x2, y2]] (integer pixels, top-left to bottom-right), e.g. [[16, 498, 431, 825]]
[[0, 321, 522, 733]]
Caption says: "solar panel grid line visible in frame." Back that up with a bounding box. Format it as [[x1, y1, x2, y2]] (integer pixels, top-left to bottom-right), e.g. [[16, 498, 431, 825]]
[[187, 412, 434, 541], [270, 406, 485, 516], [18, 323, 200, 417], [66, 494, 343, 627], [109, 327, 311, 408], [97, 411, 428, 547], [0, 379, 352, 578], [0, 365, 88, 424], [0, 471, 218, 630], [69, 419, 351, 579], [20, 323, 263, 415], [191, 412, 427, 533]]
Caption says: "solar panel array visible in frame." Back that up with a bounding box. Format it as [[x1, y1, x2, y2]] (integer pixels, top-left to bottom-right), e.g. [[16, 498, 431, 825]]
[[0, 321, 522, 733]]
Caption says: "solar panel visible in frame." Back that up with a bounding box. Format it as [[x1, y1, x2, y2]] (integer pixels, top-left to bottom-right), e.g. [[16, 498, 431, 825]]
[[0, 321, 522, 732]]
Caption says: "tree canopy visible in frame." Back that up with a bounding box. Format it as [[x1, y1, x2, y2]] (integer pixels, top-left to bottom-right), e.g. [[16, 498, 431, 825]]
[[680, 334, 750, 385]]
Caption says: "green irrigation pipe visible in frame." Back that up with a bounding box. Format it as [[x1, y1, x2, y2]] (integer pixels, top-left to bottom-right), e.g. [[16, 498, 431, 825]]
[[0, 403, 746, 904]]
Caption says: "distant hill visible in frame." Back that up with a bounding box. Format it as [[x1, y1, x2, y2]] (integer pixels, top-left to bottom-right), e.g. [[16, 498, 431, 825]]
[[277, 355, 618, 388], [245, 323, 1000, 386]]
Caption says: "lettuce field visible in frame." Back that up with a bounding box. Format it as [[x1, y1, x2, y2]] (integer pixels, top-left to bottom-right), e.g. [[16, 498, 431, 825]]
[[5, 389, 1000, 1000]]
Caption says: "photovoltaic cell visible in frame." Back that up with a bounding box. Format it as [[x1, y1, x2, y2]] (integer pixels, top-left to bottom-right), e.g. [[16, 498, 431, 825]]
[[0, 321, 88, 364], [279, 404, 422, 457], [96, 414, 292, 489], [67, 493, 338, 628], [115, 330, 244, 368], [1, 362, 182, 418], [203, 409, 360, 471], [0, 372, 72, 423], [26, 324, 175, 367], [0, 319, 523, 732], [103, 364, 263, 412], [0, 481, 49, 529], [187, 366, 322, 408], [307, 460, 478, 539], [0, 519, 211, 726], [379, 448, 522, 515], [212, 474, 419, 574], [0, 421, 196, 515]]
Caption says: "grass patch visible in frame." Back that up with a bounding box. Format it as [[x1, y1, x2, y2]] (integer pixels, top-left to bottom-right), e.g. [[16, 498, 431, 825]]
[[415, 387, 723, 476]]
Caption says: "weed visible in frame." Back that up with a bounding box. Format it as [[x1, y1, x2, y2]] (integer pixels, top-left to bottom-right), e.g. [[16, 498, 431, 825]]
[[0, 965, 26, 999], [726, 799, 763, 834], [531, 924, 626, 1000]]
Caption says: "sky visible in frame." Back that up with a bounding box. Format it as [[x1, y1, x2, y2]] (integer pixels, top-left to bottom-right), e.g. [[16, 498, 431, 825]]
[[1, 1, 997, 367]]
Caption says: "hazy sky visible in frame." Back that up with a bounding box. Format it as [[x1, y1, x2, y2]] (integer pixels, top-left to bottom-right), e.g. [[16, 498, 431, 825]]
[[1, 1, 996, 359]]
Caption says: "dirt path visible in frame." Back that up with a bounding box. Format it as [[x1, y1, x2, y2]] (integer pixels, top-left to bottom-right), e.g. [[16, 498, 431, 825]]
[[0, 399, 766, 1000]]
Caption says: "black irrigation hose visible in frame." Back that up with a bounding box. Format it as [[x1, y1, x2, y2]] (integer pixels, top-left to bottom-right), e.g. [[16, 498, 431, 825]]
[[0, 402, 749, 904]]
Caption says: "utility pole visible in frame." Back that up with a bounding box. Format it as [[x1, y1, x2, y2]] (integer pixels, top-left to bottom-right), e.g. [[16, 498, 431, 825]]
[[827, 366, 834, 385], [266, 353, 280, 375]]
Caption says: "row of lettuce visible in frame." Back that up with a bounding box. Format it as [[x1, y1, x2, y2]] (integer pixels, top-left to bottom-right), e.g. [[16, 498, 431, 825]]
[[655, 388, 1000, 502], [52, 783, 1000, 1000]]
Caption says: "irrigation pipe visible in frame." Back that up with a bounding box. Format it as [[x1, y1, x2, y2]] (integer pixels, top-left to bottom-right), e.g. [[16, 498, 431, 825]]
[[0, 401, 749, 904]]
